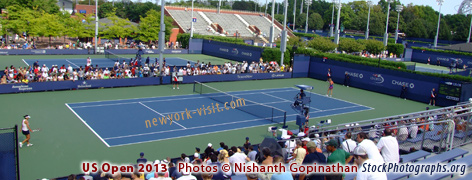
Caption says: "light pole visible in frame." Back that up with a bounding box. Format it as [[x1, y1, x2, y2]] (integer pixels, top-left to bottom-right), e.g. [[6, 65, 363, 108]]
[[158, 0, 165, 72], [190, 0, 194, 38], [270, 0, 275, 44], [383, 0, 393, 47], [304, 0, 312, 33], [434, 0, 444, 48], [468, 2, 472, 43], [394, 5, 403, 44], [94, 0, 98, 54], [329, 0, 335, 37], [280, 0, 288, 66], [334, 0, 341, 46], [300, 0, 303, 14], [293, 0, 297, 31], [365, 0, 372, 39]]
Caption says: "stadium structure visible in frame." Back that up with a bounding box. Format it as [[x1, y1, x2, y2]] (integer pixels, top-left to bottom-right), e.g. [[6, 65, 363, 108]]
[[459, 0, 472, 14]]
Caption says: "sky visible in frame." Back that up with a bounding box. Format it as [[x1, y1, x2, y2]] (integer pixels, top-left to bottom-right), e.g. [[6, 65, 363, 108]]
[[136, 0, 463, 15]]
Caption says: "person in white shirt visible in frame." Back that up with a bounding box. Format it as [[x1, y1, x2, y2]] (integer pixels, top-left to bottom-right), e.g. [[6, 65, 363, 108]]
[[353, 146, 387, 180], [342, 132, 357, 153], [397, 121, 409, 141], [229, 146, 249, 170], [409, 119, 419, 139], [67, 64, 73, 73], [86, 57, 92, 67], [377, 129, 400, 163], [357, 132, 385, 163]]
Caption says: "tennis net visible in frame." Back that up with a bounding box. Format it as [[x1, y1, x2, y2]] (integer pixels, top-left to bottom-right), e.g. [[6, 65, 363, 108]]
[[193, 81, 286, 126], [105, 50, 129, 62]]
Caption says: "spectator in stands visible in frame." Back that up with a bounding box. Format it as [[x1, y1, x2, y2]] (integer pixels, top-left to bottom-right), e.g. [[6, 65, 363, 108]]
[[131, 172, 144, 180], [261, 147, 273, 165], [205, 143, 214, 157], [67, 174, 76, 180], [377, 129, 400, 163], [397, 121, 409, 141], [286, 140, 306, 165], [177, 167, 197, 180], [216, 142, 225, 152], [325, 139, 352, 180], [247, 145, 257, 161], [192, 153, 203, 164], [409, 119, 419, 139], [243, 137, 251, 152], [218, 149, 230, 164], [299, 141, 326, 180], [245, 165, 259, 180], [181, 153, 190, 163], [229, 146, 250, 170], [137, 152, 147, 164], [341, 132, 356, 154], [353, 146, 387, 180], [356, 132, 384, 163]]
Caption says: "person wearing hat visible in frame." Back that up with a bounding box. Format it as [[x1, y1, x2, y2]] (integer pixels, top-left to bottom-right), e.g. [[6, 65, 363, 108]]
[[325, 139, 352, 180], [204, 143, 214, 157], [19, 115, 33, 148], [137, 152, 147, 164], [301, 137, 310, 152], [353, 146, 387, 180], [299, 141, 326, 180], [285, 139, 306, 165]]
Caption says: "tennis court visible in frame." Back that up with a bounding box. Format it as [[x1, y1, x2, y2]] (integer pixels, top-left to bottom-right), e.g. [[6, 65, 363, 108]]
[[66, 83, 372, 147], [23, 57, 195, 69]]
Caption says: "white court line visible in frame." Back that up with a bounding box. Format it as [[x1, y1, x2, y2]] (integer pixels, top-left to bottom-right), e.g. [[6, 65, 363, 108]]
[[138, 102, 187, 129], [69, 87, 295, 104], [154, 100, 291, 115], [65, 103, 110, 147], [261, 92, 291, 102], [103, 105, 366, 141], [290, 87, 374, 109], [22, 59, 29, 66], [70, 89, 297, 108], [66, 59, 80, 68], [106, 106, 373, 147], [262, 91, 323, 111]]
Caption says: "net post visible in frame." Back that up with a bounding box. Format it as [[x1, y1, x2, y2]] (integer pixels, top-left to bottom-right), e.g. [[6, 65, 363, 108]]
[[283, 112, 287, 127], [14, 124, 20, 180]]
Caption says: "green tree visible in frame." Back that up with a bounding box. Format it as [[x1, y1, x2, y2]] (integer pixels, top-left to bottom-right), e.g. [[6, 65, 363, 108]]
[[361, 39, 385, 55], [100, 10, 138, 41], [98, 2, 116, 19], [338, 38, 365, 53], [136, 9, 173, 43], [308, 12, 323, 30], [307, 36, 337, 52]]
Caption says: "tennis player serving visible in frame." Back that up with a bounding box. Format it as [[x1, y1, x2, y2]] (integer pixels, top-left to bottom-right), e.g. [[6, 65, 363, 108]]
[[20, 115, 33, 148]]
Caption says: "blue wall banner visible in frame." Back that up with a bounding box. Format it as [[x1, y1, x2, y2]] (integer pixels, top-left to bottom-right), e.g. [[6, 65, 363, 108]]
[[0, 73, 291, 94], [202, 40, 263, 62], [411, 49, 472, 68], [181, 72, 292, 84], [292, 54, 310, 78], [189, 39, 203, 54], [307, 57, 462, 106], [0, 49, 188, 55]]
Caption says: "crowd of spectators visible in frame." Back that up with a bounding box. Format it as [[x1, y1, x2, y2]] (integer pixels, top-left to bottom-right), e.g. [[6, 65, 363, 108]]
[[1, 56, 290, 85]]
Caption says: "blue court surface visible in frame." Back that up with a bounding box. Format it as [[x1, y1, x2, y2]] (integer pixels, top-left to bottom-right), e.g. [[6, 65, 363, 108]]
[[66, 87, 373, 147], [23, 57, 194, 69]]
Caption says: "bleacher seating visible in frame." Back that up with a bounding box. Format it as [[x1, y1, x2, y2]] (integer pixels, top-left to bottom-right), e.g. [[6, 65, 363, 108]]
[[400, 150, 430, 163], [203, 12, 253, 37], [167, 9, 215, 36], [239, 14, 282, 38]]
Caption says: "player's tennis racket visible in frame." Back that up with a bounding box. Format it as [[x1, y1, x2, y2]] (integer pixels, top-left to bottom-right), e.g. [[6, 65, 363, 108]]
[[32, 128, 41, 132]]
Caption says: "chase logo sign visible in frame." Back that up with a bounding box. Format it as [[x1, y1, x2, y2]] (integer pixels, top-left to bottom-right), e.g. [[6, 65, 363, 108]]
[[219, 48, 229, 52], [241, 51, 252, 57], [31, 50, 46, 54], [345, 71, 363, 79], [370, 74, 384, 84], [145, 50, 155, 54], [392, 80, 415, 89], [77, 81, 92, 88]]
